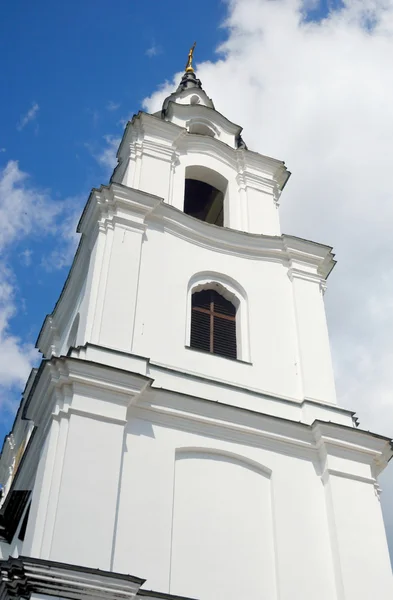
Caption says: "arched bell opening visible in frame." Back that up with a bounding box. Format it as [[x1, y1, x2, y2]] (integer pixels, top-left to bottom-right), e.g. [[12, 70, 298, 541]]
[[184, 166, 227, 227]]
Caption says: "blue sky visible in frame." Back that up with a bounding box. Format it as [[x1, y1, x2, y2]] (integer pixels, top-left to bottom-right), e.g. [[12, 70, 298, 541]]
[[0, 0, 230, 431], [0, 0, 227, 196], [2, 0, 393, 563], [1, 0, 335, 435]]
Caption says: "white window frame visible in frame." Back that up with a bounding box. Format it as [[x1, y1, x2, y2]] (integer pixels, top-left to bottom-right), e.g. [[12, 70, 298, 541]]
[[185, 271, 251, 363]]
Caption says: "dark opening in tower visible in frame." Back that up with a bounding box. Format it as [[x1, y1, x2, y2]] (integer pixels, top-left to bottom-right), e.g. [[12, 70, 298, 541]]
[[184, 179, 224, 227]]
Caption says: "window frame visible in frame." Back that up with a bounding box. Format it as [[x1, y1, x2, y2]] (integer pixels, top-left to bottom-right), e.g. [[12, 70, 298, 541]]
[[191, 289, 237, 359], [185, 273, 251, 363]]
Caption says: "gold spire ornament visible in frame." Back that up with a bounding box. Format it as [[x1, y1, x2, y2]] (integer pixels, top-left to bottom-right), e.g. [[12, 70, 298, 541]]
[[185, 42, 196, 73]]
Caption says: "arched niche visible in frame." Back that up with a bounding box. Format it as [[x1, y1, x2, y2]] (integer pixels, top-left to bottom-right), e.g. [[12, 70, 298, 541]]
[[184, 165, 228, 227], [188, 122, 215, 137], [169, 448, 276, 599]]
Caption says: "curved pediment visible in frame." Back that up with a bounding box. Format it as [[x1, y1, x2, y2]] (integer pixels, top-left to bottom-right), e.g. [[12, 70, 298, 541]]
[[165, 101, 242, 149]]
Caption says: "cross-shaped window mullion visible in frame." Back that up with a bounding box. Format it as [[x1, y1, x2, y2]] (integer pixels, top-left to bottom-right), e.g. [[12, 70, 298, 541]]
[[192, 298, 236, 355], [192, 306, 236, 322]]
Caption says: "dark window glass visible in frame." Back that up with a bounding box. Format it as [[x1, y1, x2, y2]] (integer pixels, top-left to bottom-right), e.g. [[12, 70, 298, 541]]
[[190, 289, 237, 359], [18, 503, 31, 542], [184, 179, 224, 227]]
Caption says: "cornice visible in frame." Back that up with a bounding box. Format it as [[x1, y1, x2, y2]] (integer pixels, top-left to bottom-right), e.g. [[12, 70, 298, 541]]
[[0, 556, 144, 600], [78, 184, 334, 276], [77, 184, 162, 237], [138, 112, 183, 142], [2, 343, 391, 512], [135, 388, 393, 470], [139, 140, 176, 162], [115, 111, 290, 193], [23, 355, 152, 426], [117, 112, 182, 158], [71, 343, 356, 426], [174, 131, 236, 164], [34, 184, 331, 357], [37, 182, 335, 388], [236, 170, 279, 197], [0, 556, 196, 600], [166, 101, 242, 136]]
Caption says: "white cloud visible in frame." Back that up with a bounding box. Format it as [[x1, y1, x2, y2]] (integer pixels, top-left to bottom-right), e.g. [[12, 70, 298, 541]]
[[143, 0, 393, 554], [146, 43, 161, 57], [41, 197, 82, 271], [106, 101, 120, 111], [0, 161, 60, 247], [0, 160, 81, 413], [0, 264, 37, 412], [17, 102, 39, 131], [19, 249, 32, 266], [144, 0, 393, 435], [94, 134, 121, 173]]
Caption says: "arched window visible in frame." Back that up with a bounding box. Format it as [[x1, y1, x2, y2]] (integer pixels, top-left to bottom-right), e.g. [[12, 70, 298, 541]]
[[184, 166, 227, 227], [190, 289, 237, 359]]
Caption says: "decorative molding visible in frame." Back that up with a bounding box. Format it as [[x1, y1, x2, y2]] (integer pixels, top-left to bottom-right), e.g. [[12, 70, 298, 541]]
[[0, 556, 196, 600], [321, 469, 378, 486], [186, 116, 220, 137], [0, 556, 144, 600], [236, 169, 277, 195], [374, 481, 382, 500], [287, 267, 322, 285], [186, 271, 251, 363], [167, 101, 241, 138], [76, 183, 335, 274], [319, 280, 328, 295], [23, 355, 152, 427]]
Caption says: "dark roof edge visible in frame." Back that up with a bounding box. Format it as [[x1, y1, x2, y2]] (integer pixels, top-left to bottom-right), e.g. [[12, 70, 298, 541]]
[[138, 589, 197, 600], [17, 555, 145, 584]]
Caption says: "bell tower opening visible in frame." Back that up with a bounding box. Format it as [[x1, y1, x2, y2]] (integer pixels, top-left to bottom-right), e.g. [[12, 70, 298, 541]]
[[184, 179, 223, 226], [184, 166, 227, 227]]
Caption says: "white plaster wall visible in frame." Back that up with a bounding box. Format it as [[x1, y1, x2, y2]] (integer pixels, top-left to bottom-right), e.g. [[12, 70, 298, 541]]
[[170, 450, 275, 599], [113, 113, 284, 236], [98, 224, 144, 351], [24, 409, 125, 570], [10, 366, 391, 600], [64, 216, 335, 405], [324, 473, 393, 599], [131, 227, 306, 402], [111, 414, 335, 600], [246, 185, 280, 235], [48, 412, 123, 568], [55, 258, 89, 357], [291, 274, 336, 402], [39, 192, 336, 407], [139, 154, 172, 202]]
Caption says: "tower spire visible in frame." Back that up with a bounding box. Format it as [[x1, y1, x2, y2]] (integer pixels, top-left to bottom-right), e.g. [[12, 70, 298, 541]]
[[172, 42, 202, 95], [185, 42, 196, 73]]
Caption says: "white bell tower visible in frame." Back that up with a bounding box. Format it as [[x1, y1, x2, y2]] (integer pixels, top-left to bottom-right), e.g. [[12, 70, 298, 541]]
[[0, 49, 392, 600]]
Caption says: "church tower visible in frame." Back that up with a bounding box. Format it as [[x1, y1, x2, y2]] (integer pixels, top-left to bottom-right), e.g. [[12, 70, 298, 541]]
[[0, 48, 392, 600]]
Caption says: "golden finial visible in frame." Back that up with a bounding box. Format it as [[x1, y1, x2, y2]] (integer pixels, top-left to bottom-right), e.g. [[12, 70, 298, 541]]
[[185, 42, 196, 73]]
